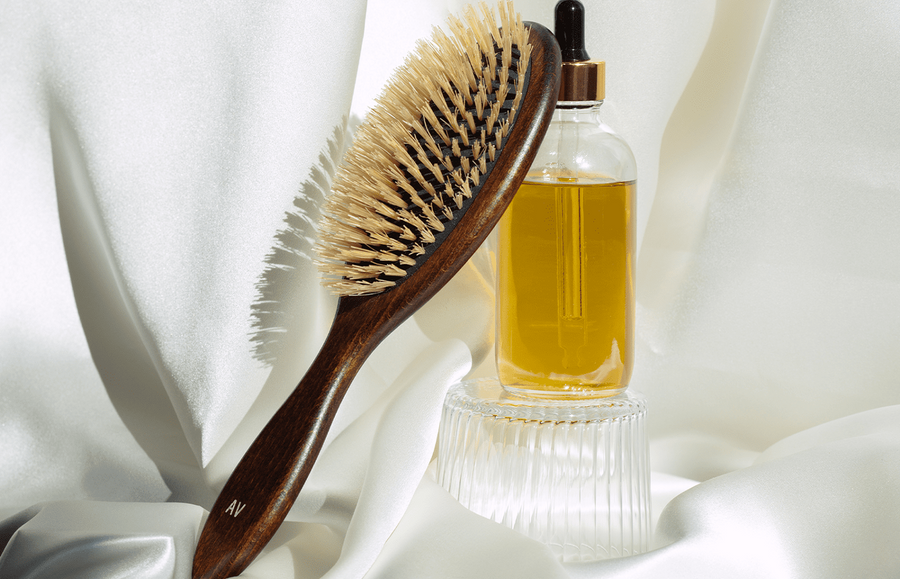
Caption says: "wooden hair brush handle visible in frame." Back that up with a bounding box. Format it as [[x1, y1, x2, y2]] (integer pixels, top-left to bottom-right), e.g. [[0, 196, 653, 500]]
[[193, 16, 561, 579], [191, 300, 383, 579]]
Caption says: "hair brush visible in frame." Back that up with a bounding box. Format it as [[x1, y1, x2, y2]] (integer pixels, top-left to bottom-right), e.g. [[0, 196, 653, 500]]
[[192, 3, 560, 578]]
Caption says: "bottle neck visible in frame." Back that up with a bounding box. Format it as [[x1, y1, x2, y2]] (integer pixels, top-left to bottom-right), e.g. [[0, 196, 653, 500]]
[[556, 100, 603, 112], [554, 101, 603, 123]]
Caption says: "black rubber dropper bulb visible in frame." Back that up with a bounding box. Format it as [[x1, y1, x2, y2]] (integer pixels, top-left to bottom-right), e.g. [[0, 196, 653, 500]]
[[555, 0, 590, 62]]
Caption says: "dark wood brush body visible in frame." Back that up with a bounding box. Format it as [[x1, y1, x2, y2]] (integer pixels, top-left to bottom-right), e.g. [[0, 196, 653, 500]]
[[192, 19, 560, 579]]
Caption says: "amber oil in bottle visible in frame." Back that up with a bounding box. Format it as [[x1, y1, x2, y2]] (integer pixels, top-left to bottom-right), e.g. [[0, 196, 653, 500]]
[[498, 178, 634, 396]]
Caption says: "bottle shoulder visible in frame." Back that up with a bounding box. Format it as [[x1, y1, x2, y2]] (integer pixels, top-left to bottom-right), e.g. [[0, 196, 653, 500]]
[[527, 108, 636, 183]]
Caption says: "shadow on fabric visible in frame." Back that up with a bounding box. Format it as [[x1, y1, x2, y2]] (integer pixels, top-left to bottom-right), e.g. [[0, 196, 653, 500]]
[[249, 118, 356, 366]]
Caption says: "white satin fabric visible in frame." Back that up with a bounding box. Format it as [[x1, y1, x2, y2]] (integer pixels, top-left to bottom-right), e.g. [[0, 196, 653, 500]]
[[2, 0, 899, 577]]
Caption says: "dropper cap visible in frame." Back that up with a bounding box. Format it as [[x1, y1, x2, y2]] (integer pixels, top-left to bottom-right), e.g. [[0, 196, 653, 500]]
[[555, 0, 605, 102]]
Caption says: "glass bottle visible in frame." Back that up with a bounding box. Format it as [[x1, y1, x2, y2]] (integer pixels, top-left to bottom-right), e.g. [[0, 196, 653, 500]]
[[497, 0, 636, 398]]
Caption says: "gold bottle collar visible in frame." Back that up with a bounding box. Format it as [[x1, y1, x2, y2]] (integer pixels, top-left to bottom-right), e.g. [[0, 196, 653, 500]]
[[558, 60, 605, 102]]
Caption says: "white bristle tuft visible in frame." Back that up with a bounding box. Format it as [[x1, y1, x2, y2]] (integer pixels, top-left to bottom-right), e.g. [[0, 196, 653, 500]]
[[315, 0, 531, 296]]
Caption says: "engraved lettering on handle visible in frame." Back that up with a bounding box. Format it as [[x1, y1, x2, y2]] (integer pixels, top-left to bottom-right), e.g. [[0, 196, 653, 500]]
[[224, 500, 247, 517]]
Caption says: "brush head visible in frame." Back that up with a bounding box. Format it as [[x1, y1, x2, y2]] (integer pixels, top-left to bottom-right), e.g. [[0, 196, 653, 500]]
[[315, 1, 537, 296]]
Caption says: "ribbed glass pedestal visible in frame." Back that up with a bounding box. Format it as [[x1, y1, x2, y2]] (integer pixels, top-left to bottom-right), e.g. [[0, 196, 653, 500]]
[[436, 378, 650, 561]]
